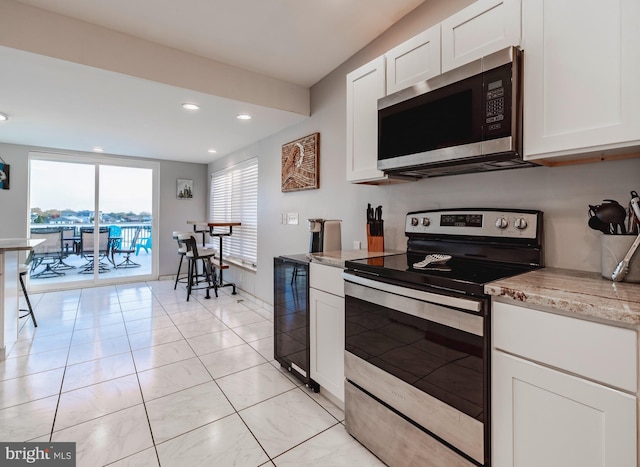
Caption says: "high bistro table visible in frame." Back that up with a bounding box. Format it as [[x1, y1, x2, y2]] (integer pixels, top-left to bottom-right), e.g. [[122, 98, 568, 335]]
[[187, 221, 241, 298]]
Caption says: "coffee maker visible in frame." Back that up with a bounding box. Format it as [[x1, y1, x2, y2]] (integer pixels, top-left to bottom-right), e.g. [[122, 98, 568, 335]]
[[308, 219, 342, 253]]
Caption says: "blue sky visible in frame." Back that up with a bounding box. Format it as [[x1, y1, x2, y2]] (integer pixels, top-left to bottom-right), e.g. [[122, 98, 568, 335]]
[[30, 160, 152, 214]]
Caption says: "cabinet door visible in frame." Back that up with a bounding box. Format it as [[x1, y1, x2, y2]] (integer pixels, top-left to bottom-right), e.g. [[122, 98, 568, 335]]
[[309, 287, 345, 404], [385, 24, 441, 95], [493, 351, 637, 467], [346, 56, 388, 183], [522, 0, 640, 160], [441, 0, 521, 72]]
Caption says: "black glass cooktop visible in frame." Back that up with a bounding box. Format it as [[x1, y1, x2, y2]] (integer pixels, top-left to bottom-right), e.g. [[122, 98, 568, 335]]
[[345, 253, 535, 296]]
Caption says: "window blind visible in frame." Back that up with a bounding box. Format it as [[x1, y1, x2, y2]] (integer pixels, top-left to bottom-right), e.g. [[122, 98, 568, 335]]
[[209, 157, 258, 267]]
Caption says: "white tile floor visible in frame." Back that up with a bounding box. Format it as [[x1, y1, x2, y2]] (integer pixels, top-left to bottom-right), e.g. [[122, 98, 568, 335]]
[[0, 280, 385, 466]]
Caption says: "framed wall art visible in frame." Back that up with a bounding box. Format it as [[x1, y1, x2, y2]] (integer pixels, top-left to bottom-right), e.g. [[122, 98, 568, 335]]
[[0, 157, 9, 190], [281, 132, 319, 192], [177, 179, 193, 199]]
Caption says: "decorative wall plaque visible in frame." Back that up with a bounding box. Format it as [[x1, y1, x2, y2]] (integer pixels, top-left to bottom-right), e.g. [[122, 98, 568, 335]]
[[281, 133, 319, 192]]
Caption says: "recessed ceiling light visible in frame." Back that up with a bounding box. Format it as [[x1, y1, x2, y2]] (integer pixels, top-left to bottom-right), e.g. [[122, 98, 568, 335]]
[[92, 147, 104, 152], [0, 113, 8, 121], [236, 114, 252, 120], [182, 103, 200, 110], [208, 149, 217, 154]]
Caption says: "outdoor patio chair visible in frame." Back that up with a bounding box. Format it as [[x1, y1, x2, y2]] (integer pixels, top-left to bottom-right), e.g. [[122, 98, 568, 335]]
[[55, 226, 77, 271], [135, 232, 152, 255], [112, 227, 141, 269], [79, 227, 110, 273], [30, 228, 65, 279]]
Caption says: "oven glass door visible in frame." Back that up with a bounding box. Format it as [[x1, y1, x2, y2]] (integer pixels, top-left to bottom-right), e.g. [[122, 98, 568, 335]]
[[345, 293, 486, 422]]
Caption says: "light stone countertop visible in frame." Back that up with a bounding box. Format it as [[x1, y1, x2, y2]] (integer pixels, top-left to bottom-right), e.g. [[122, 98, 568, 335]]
[[0, 238, 44, 252], [485, 268, 640, 327], [306, 249, 402, 268]]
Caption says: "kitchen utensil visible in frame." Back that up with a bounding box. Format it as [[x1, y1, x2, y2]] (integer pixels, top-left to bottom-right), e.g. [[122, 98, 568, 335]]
[[611, 232, 640, 281], [588, 214, 612, 234], [594, 199, 627, 234], [413, 254, 452, 269]]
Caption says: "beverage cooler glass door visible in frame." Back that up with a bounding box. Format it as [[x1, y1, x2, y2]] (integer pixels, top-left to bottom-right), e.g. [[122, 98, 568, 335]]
[[273, 257, 313, 385]]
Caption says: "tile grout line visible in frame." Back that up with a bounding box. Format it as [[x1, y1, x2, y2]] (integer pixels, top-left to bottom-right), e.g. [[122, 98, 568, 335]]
[[118, 281, 163, 467], [47, 289, 81, 443]]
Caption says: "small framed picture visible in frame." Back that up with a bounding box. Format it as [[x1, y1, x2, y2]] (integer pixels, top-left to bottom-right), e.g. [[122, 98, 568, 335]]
[[177, 179, 193, 199], [0, 161, 9, 190]]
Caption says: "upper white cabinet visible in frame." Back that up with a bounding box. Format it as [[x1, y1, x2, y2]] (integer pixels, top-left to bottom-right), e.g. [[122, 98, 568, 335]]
[[346, 56, 389, 184], [385, 24, 441, 95], [522, 0, 640, 162], [441, 0, 521, 72]]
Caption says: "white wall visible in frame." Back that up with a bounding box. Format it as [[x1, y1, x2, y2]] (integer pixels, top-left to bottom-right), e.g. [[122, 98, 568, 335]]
[[0, 142, 208, 277], [210, 0, 640, 306]]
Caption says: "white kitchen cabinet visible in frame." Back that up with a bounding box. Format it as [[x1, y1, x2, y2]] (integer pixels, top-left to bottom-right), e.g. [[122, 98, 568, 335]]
[[492, 301, 637, 467], [309, 262, 345, 405], [441, 0, 521, 73], [346, 57, 389, 184], [493, 352, 636, 467], [385, 24, 441, 95], [522, 0, 640, 162]]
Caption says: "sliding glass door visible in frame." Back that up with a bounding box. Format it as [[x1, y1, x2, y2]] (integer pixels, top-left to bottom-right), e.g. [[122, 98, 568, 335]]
[[28, 153, 158, 290]]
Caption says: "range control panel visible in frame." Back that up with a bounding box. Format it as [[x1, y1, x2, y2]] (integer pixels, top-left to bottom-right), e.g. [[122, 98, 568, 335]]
[[405, 209, 540, 239]]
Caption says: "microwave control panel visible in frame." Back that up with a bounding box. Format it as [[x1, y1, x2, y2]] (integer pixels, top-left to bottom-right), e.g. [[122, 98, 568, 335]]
[[483, 63, 512, 136]]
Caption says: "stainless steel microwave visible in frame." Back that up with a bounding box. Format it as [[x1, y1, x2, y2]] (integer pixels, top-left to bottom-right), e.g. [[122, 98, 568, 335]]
[[377, 46, 537, 178]]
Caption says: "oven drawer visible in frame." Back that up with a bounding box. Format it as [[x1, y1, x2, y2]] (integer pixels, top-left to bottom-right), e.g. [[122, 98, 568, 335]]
[[345, 380, 476, 467], [345, 352, 484, 464], [493, 301, 637, 393]]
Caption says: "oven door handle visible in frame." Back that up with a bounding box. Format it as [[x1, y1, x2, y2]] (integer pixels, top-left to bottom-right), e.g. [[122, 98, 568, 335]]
[[343, 272, 484, 336], [342, 272, 482, 313]]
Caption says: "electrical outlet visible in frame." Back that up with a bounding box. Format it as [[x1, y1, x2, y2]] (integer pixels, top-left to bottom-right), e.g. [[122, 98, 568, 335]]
[[287, 213, 299, 225], [353, 240, 361, 250]]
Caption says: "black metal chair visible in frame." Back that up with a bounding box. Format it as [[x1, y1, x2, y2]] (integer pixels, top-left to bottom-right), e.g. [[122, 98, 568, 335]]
[[177, 233, 217, 301], [30, 228, 65, 279], [19, 251, 37, 327], [173, 231, 189, 290], [79, 227, 110, 274], [112, 227, 141, 269]]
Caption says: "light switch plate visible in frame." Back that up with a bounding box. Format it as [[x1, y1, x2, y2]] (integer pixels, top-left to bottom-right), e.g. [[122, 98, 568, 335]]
[[287, 212, 299, 225]]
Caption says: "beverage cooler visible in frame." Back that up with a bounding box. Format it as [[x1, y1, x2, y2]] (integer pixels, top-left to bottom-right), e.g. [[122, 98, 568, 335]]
[[273, 255, 319, 391]]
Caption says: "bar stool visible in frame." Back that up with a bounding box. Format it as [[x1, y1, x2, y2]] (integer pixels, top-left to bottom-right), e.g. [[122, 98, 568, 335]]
[[177, 234, 218, 301], [173, 231, 189, 290], [18, 255, 37, 327]]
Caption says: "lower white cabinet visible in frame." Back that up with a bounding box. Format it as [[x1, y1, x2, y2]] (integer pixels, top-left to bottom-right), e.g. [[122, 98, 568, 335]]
[[493, 351, 636, 467], [492, 301, 637, 467], [309, 262, 345, 405]]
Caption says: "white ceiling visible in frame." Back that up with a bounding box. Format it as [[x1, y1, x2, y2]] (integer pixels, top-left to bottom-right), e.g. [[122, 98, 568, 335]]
[[0, 0, 426, 163]]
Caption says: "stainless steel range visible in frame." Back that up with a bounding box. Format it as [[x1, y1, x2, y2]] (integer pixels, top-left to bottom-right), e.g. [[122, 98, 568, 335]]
[[343, 208, 544, 467]]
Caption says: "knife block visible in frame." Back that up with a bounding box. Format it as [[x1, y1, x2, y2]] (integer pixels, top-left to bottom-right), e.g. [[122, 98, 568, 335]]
[[367, 224, 384, 252]]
